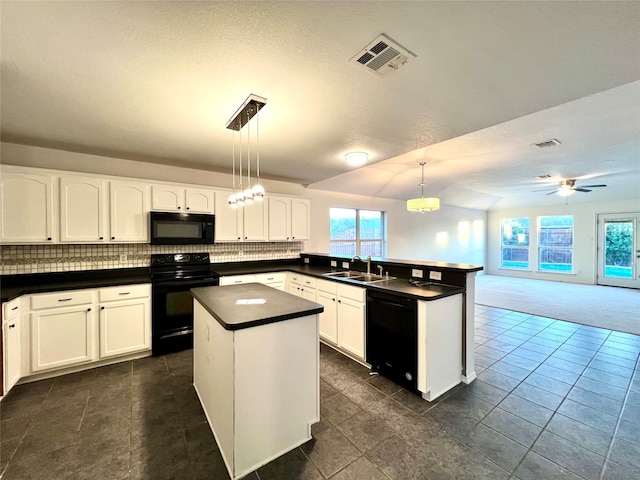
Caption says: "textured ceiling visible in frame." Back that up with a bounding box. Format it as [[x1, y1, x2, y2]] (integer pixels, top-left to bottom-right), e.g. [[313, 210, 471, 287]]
[[1, 1, 639, 209]]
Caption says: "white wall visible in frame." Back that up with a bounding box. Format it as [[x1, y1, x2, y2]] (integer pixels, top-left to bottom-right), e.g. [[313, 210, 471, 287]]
[[302, 190, 486, 267], [1, 142, 487, 267], [487, 200, 639, 285]]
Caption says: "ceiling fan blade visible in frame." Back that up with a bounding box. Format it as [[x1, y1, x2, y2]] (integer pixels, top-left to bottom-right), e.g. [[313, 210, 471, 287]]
[[579, 184, 607, 188], [575, 188, 592, 193], [532, 187, 558, 192], [545, 190, 559, 196]]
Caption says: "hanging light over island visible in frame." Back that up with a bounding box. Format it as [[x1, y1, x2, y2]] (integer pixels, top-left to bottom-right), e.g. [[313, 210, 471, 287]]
[[407, 162, 440, 212], [226, 94, 267, 208]]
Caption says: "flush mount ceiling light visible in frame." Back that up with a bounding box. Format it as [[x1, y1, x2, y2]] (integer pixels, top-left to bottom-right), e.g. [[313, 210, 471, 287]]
[[345, 151, 369, 167], [226, 94, 267, 208], [407, 162, 440, 213]]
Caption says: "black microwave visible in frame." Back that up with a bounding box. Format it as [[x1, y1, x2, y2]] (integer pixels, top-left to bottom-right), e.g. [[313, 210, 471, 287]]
[[150, 211, 215, 245]]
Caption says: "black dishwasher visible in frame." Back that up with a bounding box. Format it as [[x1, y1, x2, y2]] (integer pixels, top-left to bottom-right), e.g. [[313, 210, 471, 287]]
[[366, 290, 418, 393]]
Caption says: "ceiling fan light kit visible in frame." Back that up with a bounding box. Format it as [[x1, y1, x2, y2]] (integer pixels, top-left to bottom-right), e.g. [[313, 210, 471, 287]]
[[407, 162, 440, 213], [345, 151, 369, 167], [226, 94, 267, 208]]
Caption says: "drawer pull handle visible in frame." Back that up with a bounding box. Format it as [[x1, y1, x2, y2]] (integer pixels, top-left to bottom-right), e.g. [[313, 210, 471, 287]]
[[9, 324, 15, 328], [118, 292, 131, 295], [11, 306, 18, 311], [58, 298, 73, 302]]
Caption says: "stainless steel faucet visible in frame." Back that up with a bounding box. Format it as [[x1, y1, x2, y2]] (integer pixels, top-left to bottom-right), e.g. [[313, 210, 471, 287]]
[[351, 255, 372, 275]]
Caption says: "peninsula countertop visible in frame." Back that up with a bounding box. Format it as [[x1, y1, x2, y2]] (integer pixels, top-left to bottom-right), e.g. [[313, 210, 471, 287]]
[[191, 283, 324, 331]]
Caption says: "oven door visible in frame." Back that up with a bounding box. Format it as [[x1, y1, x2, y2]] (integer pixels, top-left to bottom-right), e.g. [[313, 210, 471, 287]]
[[152, 277, 218, 355]]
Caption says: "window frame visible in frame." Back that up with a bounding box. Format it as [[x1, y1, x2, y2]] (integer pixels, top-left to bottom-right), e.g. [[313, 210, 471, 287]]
[[538, 215, 574, 273], [329, 207, 386, 257], [500, 217, 530, 270]]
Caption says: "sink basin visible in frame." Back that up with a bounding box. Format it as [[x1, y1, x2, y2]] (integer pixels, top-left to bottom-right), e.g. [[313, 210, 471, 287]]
[[323, 271, 365, 279], [323, 271, 395, 284]]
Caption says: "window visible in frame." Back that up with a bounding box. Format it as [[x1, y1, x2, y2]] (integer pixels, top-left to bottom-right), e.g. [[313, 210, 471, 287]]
[[501, 217, 530, 269], [330, 208, 385, 257], [538, 215, 574, 272]]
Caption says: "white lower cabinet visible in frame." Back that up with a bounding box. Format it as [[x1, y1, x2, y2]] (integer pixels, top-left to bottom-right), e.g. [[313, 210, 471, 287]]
[[26, 284, 150, 376], [219, 274, 257, 286], [31, 302, 96, 373], [2, 298, 22, 395], [317, 280, 365, 361], [98, 285, 151, 359]]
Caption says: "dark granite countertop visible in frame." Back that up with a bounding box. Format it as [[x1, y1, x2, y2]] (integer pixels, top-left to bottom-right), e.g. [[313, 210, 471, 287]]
[[0, 268, 151, 302], [191, 283, 324, 331], [211, 263, 465, 301]]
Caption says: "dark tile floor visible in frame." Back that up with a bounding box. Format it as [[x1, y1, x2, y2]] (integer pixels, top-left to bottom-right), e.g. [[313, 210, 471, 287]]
[[1, 305, 639, 479]]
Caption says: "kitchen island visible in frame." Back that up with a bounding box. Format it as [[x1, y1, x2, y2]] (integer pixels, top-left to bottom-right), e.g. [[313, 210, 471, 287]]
[[191, 283, 323, 480]]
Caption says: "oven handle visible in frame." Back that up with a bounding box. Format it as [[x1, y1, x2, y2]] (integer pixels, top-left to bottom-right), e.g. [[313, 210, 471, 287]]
[[160, 329, 194, 339], [153, 278, 219, 288]]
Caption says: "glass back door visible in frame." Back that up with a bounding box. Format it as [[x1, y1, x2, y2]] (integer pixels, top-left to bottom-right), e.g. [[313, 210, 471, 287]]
[[597, 213, 640, 288]]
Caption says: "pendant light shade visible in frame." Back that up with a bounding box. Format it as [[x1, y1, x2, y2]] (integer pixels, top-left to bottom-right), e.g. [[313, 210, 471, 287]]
[[226, 94, 267, 208], [407, 162, 440, 213]]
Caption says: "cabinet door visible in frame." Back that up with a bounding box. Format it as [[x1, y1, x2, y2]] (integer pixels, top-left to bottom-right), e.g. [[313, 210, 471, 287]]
[[99, 299, 150, 358], [60, 176, 108, 242], [0, 172, 56, 243], [291, 198, 311, 241], [267, 197, 290, 241], [3, 314, 21, 394], [214, 191, 242, 241], [316, 290, 338, 344], [151, 185, 183, 211], [301, 287, 316, 302], [185, 188, 215, 213], [243, 200, 268, 241], [31, 306, 96, 372], [110, 181, 149, 242], [338, 297, 365, 360]]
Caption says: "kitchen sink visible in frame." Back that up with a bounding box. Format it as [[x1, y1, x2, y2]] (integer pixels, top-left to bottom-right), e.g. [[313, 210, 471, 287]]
[[322, 271, 394, 284]]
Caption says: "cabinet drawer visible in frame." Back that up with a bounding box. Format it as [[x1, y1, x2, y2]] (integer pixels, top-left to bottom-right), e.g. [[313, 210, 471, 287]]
[[338, 284, 365, 303], [98, 284, 150, 302], [316, 279, 337, 295], [301, 276, 316, 289], [219, 275, 257, 286], [288, 274, 302, 285], [3, 298, 21, 319], [30, 290, 94, 310], [255, 272, 286, 284]]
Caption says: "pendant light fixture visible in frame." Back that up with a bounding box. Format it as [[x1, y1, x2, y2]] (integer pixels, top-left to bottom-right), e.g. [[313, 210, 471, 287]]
[[407, 162, 440, 213], [226, 94, 267, 207]]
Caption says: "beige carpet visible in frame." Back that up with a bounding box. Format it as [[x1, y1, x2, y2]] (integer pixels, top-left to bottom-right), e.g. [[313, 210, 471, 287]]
[[475, 274, 640, 336]]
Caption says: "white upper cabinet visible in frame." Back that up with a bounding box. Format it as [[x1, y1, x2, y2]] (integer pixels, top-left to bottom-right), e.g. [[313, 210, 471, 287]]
[[110, 181, 149, 242], [214, 190, 242, 241], [214, 190, 268, 242], [242, 200, 268, 241], [185, 188, 215, 213], [60, 176, 108, 242], [268, 196, 310, 241], [151, 185, 214, 213], [291, 198, 311, 241], [0, 171, 57, 243]]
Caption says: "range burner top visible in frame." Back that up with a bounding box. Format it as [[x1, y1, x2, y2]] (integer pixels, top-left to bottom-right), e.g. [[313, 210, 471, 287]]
[[150, 253, 218, 282]]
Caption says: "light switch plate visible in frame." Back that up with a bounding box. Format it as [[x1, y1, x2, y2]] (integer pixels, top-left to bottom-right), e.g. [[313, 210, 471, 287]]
[[342, 262, 349, 269], [429, 271, 442, 281], [411, 269, 423, 278], [331, 260, 337, 267]]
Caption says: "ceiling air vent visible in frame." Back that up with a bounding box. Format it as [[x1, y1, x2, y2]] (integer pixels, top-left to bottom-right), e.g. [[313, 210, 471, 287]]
[[532, 139, 561, 149], [350, 34, 416, 77]]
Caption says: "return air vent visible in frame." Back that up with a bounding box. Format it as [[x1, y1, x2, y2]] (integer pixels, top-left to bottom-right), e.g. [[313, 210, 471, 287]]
[[532, 139, 561, 149], [351, 34, 416, 77]]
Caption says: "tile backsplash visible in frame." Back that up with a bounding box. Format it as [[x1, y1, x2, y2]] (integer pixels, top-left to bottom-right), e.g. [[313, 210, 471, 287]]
[[0, 242, 302, 275]]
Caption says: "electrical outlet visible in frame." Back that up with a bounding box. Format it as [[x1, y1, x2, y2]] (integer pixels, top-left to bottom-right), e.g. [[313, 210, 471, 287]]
[[304, 258, 310, 264], [119, 254, 127, 263], [429, 271, 442, 281], [411, 269, 423, 278], [342, 262, 349, 269], [331, 260, 337, 267]]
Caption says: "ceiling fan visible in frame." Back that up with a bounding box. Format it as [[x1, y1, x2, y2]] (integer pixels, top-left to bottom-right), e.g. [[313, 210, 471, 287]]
[[532, 178, 607, 197]]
